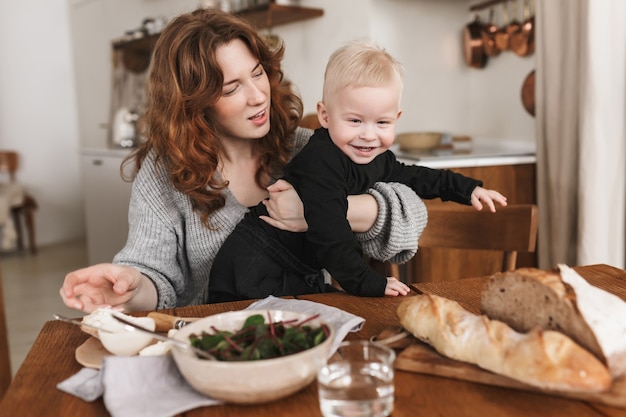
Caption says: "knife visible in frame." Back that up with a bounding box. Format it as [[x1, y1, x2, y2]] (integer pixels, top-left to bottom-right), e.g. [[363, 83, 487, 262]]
[[147, 312, 201, 332]]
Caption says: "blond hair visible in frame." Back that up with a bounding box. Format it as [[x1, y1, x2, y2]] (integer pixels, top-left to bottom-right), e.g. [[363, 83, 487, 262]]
[[322, 39, 404, 103]]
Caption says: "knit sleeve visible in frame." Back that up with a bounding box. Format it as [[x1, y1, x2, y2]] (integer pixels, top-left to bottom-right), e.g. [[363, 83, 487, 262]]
[[112, 160, 182, 309], [355, 182, 427, 264]]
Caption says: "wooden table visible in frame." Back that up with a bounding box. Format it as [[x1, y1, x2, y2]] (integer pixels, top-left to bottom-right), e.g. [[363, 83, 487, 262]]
[[2, 264, 626, 416]]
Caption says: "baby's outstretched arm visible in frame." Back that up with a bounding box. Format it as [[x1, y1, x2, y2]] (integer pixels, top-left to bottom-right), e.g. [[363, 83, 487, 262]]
[[470, 186, 508, 212], [384, 277, 411, 296]]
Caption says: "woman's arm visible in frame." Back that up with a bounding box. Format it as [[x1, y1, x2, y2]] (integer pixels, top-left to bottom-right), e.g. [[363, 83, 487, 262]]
[[261, 179, 427, 264], [356, 182, 428, 264], [261, 180, 401, 233], [345, 193, 378, 232]]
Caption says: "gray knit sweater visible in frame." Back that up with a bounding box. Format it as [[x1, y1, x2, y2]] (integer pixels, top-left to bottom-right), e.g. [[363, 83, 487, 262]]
[[113, 128, 427, 308]]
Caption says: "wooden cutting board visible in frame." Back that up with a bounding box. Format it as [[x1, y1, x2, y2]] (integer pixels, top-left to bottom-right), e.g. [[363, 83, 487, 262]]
[[395, 337, 626, 408]]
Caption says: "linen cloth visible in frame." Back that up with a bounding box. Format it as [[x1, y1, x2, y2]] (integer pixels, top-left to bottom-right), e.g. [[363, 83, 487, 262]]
[[57, 296, 365, 417]]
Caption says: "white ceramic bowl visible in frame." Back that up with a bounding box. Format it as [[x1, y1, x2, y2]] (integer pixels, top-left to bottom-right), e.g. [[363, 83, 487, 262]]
[[171, 310, 334, 404], [95, 313, 156, 356]]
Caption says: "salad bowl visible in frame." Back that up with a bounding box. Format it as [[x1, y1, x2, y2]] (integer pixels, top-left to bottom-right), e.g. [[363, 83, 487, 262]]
[[171, 309, 334, 404]]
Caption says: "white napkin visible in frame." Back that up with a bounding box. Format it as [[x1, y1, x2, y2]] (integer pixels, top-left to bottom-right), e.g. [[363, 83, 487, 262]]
[[57, 367, 104, 401], [57, 296, 365, 417], [102, 355, 220, 417]]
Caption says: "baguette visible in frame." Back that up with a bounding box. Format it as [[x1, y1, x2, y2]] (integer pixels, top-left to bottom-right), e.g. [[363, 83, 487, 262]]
[[481, 264, 626, 378], [397, 294, 611, 392]]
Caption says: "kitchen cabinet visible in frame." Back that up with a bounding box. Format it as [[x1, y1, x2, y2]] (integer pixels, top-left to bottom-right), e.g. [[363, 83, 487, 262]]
[[81, 149, 133, 264], [407, 163, 537, 283]]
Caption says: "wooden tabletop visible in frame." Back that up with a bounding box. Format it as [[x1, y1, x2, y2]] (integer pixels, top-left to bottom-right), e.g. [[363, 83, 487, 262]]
[[2, 264, 626, 416]]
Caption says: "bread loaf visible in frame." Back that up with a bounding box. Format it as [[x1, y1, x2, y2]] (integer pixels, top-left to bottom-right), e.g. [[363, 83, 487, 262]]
[[397, 294, 611, 392], [481, 264, 626, 378]]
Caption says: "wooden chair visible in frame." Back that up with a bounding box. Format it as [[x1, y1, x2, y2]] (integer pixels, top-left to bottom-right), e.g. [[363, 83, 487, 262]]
[[0, 151, 37, 254], [388, 203, 538, 279], [0, 264, 11, 399], [298, 113, 322, 130]]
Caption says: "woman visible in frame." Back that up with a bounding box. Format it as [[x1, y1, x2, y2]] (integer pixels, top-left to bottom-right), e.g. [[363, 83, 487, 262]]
[[59, 9, 425, 313]]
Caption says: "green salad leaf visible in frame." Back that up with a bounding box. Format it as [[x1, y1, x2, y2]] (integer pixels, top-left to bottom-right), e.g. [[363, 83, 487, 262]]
[[189, 313, 330, 361]]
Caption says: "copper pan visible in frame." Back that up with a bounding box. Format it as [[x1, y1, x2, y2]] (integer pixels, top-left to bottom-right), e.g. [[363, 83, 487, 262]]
[[481, 8, 501, 57], [495, 0, 521, 51], [511, 0, 535, 56], [521, 69, 535, 117], [494, 2, 511, 51], [463, 14, 487, 69]]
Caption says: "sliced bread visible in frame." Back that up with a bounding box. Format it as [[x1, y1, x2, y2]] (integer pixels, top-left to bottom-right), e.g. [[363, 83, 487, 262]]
[[480, 264, 626, 378]]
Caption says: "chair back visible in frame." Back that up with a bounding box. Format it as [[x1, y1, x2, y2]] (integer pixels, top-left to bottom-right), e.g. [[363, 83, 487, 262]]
[[0, 150, 37, 253], [0, 151, 19, 183], [298, 113, 322, 130], [0, 265, 11, 399], [386, 203, 538, 279], [419, 203, 538, 271]]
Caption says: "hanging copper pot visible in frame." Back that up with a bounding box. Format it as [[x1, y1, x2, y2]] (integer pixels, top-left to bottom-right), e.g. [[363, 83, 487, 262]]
[[521, 70, 535, 117], [496, 0, 521, 52], [511, 0, 535, 57], [463, 15, 487, 69], [494, 2, 511, 51], [481, 8, 501, 57]]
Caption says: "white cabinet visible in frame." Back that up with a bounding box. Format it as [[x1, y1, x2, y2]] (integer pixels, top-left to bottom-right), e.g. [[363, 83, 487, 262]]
[[81, 149, 133, 264]]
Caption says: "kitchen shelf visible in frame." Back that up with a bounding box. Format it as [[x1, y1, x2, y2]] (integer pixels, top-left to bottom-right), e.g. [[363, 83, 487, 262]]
[[469, 0, 508, 12], [235, 3, 324, 29], [112, 33, 159, 73], [110, 2, 324, 71], [112, 33, 159, 52]]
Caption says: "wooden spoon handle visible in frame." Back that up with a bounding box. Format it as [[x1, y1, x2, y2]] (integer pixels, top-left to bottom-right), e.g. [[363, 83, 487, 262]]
[[147, 312, 200, 332]]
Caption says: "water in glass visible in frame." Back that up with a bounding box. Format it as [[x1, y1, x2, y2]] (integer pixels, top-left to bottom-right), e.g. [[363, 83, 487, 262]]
[[318, 360, 394, 417]]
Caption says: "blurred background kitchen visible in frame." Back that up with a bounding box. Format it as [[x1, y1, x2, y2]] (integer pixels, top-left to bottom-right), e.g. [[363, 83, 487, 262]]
[[0, 0, 536, 256], [0, 0, 624, 374]]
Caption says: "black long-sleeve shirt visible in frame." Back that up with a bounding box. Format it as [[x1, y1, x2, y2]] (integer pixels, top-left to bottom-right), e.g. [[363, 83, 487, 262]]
[[253, 128, 482, 296]]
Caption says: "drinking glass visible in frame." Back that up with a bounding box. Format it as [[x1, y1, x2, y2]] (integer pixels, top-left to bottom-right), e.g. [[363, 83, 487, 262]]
[[317, 340, 395, 417]]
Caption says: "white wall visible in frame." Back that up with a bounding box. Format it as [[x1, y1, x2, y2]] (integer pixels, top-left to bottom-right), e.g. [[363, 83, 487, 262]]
[[277, 0, 534, 139], [0, 0, 84, 247], [0, 0, 535, 248]]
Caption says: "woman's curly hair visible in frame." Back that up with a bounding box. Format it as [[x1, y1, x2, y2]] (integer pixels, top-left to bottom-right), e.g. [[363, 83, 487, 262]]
[[124, 8, 303, 228]]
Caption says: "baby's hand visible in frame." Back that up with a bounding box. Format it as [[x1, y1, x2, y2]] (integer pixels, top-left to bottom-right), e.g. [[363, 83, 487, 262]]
[[470, 186, 508, 212], [384, 277, 410, 296]]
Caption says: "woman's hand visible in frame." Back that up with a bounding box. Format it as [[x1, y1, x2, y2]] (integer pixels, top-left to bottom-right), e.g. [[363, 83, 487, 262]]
[[260, 179, 380, 233], [470, 186, 508, 212], [259, 179, 308, 232], [59, 263, 157, 313]]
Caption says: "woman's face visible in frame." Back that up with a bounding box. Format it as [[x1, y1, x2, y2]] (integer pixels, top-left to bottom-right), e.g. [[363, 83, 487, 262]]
[[212, 39, 271, 142]]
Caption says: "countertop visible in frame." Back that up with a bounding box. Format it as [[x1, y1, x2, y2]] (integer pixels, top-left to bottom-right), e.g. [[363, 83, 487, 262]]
[[394, 138, 536, 169], [81, 138, 537, 169], [80, 147, 134, 158]]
